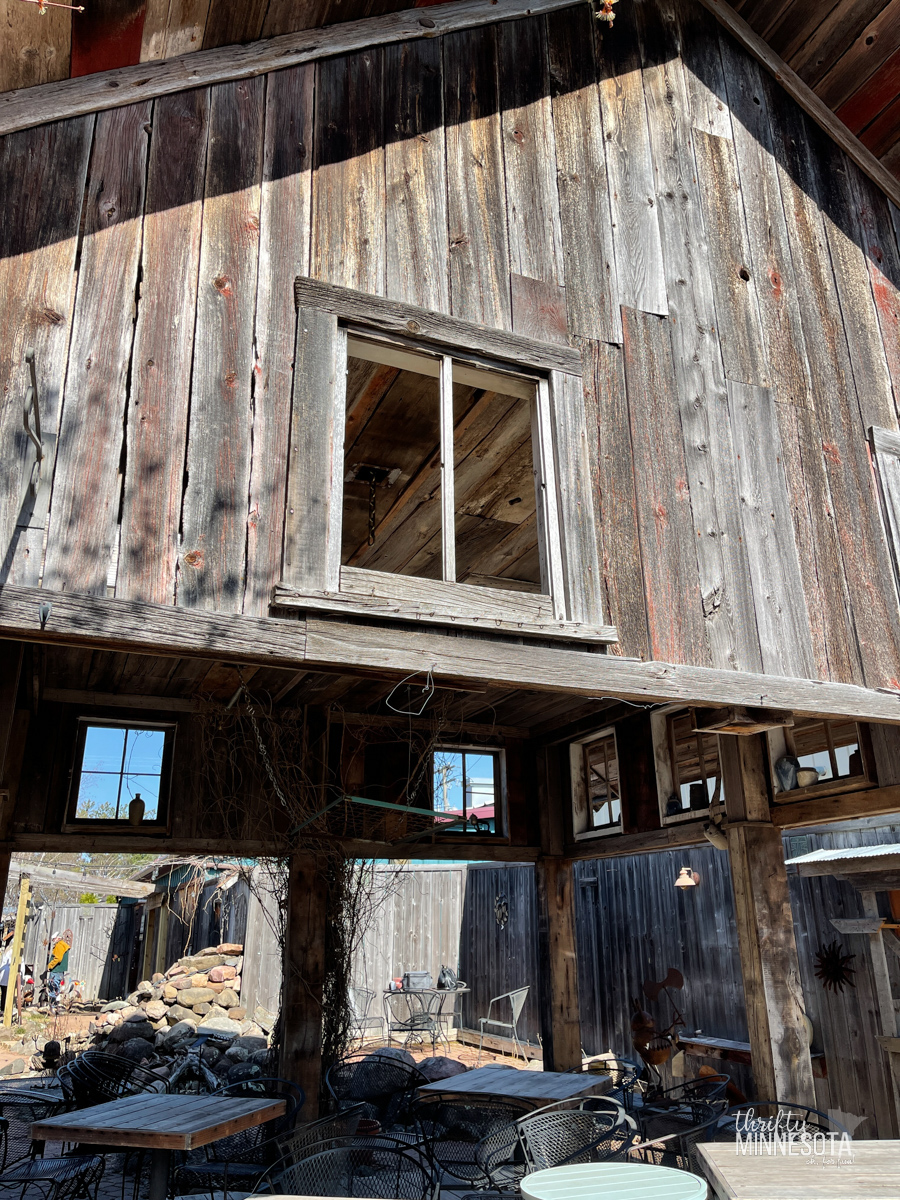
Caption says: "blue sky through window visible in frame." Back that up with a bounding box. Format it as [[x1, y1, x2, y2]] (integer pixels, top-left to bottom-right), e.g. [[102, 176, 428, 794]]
[[75, 725, 165, 819]]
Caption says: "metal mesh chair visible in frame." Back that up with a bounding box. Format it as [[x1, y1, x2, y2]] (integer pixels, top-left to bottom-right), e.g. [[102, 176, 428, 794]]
[[0, 1085, 68, 1165], [597, 1056, 646, 1113], [518, 1108, 633, 1170], [325, 1053, 429, 1128], [173, 1077, 304, 1199], [384, 992, 446, 1055], [473, 1121, 528, 1192], [59, 1053, 166, 1108], [0, 1153, 105, 1200], [411, 1094, 532, 1186], [476, 988, 529, 1065], [351, 988, 385, 1046], [635, 1099, 718, 1172], [267, 1143, 436, 1199], [645, 1073, 730, 1110]]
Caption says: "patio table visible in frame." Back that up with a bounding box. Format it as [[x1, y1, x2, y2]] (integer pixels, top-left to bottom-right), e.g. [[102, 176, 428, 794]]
[[521, 1161, 708, 1199], [695, 1138, 900, 1198], [417, 1063, 611, 1108], [32, 1090, 285, 1200]]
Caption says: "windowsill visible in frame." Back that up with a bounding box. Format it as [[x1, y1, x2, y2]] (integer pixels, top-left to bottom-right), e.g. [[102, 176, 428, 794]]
[[62, 821, 169, 833], [273, 567, 618, 644], [573, 824, 623, 840], [772, 774, 874, 804], [660, 806, 710, 826]]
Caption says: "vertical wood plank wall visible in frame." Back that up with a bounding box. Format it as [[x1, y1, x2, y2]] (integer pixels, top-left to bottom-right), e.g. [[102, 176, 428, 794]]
[[4, 0, 900, 688]]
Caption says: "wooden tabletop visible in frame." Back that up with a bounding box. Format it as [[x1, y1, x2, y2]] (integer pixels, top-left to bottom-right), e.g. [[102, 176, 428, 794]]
[[418, 1064, 611, 1106], [31, 1093, 286, 1151], [696, 1139, 900, 1198]]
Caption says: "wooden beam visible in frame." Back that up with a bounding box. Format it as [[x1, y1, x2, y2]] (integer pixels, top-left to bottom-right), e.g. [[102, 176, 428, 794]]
[[456, 1027, 543, 1060], [860, 889, 900, 1126], [5, 585, 900, 725], [293, 277, 583, 377], [720, 737, 816, 1106], [0, 643, 22, 787], [331, 710, 531, 742], [535, 857, 582, 1072], [697, 0, 900, 212], [280, 852, 325, 1118], [567, 822, 707, 860], [0, 0, 586, 137], [771, 784, 900, 829], [43, 689, 199, 712]]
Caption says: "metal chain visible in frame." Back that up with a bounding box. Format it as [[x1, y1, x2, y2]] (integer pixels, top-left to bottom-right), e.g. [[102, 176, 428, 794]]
[[367, 477, 377, 546], [237, 668, 291, 811]]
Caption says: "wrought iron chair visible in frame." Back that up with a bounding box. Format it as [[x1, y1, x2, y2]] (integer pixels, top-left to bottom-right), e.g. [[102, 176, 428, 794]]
[[411, 1094, 532, 1186], [517, 1107, 635, 1170], [351, 987, 385, 1046], [59, 1053, 166, 1108], [267, 1143, 437, 1199], [0, 1084, 68, 1165], [173, 1077, 304, 1199], [384, 992, 446, 1055], [700, 1100, 848, 1143], [645, 1072, 730, 1110], [475, 987, 529, 1064], [0, 1152, 105, 1200], [633, 1098, 718, 1172], [595, 1055, 646, 1113], [472, 1120, 528, 1192], [325, 1052, 429, 1129]]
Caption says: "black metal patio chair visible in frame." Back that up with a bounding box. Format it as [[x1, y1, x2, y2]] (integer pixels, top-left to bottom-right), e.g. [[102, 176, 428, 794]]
[[267, 1143, 437, 1199], [633, 1098, 719, 1172], [411, 1093, 532, 1187], [700, 1100, 848, 1142], [325, 1052, 429, 1130], [645, 1073, 730, 1110], [384, 992, 446, 1056], [0, 1084, 68, 1165], [517, 1106, 635, 1171], [0, 1152, 105, 1200], [472, 1120, 528, 1192], [596, 1056, 646, 1113], [350, 988, 385, 1047]]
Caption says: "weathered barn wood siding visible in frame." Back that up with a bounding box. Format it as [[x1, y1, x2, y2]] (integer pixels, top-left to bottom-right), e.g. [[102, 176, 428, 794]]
[[3, 0, 900, 686]]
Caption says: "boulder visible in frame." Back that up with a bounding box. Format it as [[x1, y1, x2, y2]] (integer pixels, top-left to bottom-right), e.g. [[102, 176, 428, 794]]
[[162, 1020, 197, 1044], [217, 989, 239, 1009], [208, 966, 236, 983], [196, 1017, 242, 1039], [151, 972, 165, 984], [217, 943, 243, 956], [118, 1040, 153, 1063], [239, 1023, 265, 1039], [206, 983, 224, 994], [230, 1007, 247, 1022], [177, 987, 217, 1007], [197, 946, 220, 956], [166, 965, 187, 979], [163, 986, 178, 1002], [372, 1046, 416, 1067], [145, 1000, 167, 1021], [0, 1058, 25, 1076], [135, 981, 154, 998], [173, 976, 195, 991], [225, 1046, 249, 1063], [250, 1049, 274, 1069], [226, 1063, 260, 1083], [223, 957, 241, 968], [233, 1035, 267, 1055], [180, 955, 224, 973], [416, 1057, 468, 1082], [204, 1005, 229, 1021], [253, 1006, 276, 1034], [126, 1010, 151, 1023], [212, 1058, 233, 1077], [166, 1005, 195, 1025], [193, 1003, 211, 1016], [109, 1020, 155, 1044], [102, 1000, 129, 1013], [190, 974, 209, 988], [200, 1045, 220, 1065]]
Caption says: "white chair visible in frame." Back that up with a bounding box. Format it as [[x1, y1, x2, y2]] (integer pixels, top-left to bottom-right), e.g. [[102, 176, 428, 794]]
[[476, 986, 530, 1064]]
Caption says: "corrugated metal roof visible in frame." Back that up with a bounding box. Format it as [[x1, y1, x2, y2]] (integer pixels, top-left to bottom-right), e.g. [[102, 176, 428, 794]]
[[784, 842, 900, 864]]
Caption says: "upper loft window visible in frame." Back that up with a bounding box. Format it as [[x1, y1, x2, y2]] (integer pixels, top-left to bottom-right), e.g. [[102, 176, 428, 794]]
[[651, 707, 723, 824], [772, 717, 873, 801], [432, 746, 503, 836], [67, 719, 175, 827], [570, 728, 622, 839], [342, 339, 543, 596], [278, 280, 613, 645]]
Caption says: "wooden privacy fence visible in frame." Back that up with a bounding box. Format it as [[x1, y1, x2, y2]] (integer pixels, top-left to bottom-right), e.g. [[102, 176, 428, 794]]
[[23, 901, 122, 1001]]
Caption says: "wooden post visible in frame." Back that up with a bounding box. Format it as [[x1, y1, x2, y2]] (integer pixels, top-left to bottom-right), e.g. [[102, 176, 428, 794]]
[[279, 853, 326, 1118], [720, 736, 816, 1104], [535, 856, 582, 1072], [3, 875, 30, 1027], [860, 889, 900, 1124]]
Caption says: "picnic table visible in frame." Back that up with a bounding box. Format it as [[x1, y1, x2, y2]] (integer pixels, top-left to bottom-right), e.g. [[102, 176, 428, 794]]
[[695, 1138, 900, 1198], [521, 1161, 708, 1199], [32, 1091, 285, 1200], [417, 1063, 611, 1108]]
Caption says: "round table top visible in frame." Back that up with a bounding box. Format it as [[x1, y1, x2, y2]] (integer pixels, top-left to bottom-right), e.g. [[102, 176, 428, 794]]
[[520, 1161, 708, 1200]]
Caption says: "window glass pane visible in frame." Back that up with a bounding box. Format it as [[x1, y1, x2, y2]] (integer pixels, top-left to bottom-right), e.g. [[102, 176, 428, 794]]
[[433, 748, 499, 834], [453, 384, 541, 593], [342, 354, 441, 579], [668, 713, 721, 813], [433, 751, 464, 815], [75, 724, 169, 821], [790, 718, 863, 783], [585, 734, 620, 828], [81, 725, 126, 775]]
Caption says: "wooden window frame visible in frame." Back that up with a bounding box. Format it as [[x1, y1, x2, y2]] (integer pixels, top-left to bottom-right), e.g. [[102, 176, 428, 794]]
[[275, 278, 614, 644], [768, 718, 875, 805], [64, 716, 176, 831], [431, 744, 507, 840], [652, 705, 722, 825], [569, 727, 622, 841]]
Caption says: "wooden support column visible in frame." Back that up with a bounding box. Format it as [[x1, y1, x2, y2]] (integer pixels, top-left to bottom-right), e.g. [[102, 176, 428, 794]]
[[720, 736, 816, 1105], [536, 855, 581, 1072], [859, 889, 900, 1125], [279, 853, 326, 1118]]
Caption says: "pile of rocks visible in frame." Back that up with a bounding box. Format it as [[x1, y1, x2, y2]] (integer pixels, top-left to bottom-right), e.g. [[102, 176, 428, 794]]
[[88, 942, 278, 1083]]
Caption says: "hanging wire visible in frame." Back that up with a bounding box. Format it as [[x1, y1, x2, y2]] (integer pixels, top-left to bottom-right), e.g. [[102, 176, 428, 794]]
[[385, 669, 436, 716]]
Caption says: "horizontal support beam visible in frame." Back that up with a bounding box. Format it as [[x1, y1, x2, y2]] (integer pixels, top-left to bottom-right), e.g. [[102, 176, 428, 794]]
[[567, 822, 708, 860], [4, 586, 900, 725], [8, 860, 153, 898], [6, 832, 542, 862], [332, 710, 530, 741], [294, 277, 583, 377], [44, 689, 198, 711], [771, 783, 900, 829], [796, 854, 900, 878], [698, 0, 900, 213], [456, 1028, 543, 1059], [0, 0, 584, 136]]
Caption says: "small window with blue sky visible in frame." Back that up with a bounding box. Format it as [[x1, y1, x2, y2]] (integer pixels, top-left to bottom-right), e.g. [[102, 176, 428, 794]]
[[432, 747, 500, 834], [71, 721, 174, 822]]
